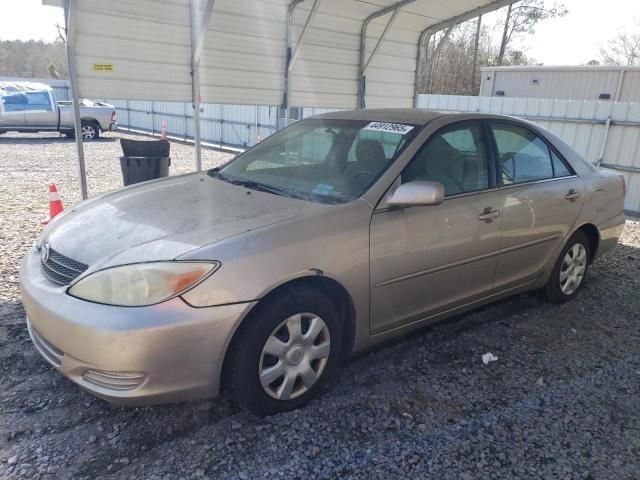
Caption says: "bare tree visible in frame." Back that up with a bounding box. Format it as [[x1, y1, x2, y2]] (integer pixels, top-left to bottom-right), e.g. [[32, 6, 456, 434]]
[[471, 15, 483, 92], [497, 0, 567, 66], [600, 28, 640, 66]]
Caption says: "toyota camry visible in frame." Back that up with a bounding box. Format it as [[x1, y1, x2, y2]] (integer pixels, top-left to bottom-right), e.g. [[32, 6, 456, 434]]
[[20, 109, 625, 415]]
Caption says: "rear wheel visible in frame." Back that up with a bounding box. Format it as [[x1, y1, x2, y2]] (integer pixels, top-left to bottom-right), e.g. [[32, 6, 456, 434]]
[[545, 231, 590, 303], [226, 286, 343, 415], [80, 121, 100, 140]]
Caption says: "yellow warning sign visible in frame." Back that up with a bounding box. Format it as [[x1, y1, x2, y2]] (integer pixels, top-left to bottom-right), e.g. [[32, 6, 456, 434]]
[[92, 63, 113, 72]]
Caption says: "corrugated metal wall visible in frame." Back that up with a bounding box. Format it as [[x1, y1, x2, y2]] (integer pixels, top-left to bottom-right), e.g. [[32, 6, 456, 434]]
[[106, 100, 282, 148], [201, 0, 287, 106], [44, 0, 501, 109], [480, 67, 640, 102], [4, 77, 342, 149], [417, 94, 640, 214], [72, 0, 193, 101]]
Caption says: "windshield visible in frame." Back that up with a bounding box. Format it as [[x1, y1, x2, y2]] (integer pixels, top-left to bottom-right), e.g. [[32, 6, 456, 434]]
[[213, 119, 420, 204]]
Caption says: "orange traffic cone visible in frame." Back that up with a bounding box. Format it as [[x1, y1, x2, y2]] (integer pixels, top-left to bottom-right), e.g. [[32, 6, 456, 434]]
[[160, 120, 168, 140], [42, 183, 64, 225]]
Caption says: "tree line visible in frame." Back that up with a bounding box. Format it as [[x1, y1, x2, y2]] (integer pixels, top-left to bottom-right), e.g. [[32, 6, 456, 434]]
[[0, 39, 67, 80]]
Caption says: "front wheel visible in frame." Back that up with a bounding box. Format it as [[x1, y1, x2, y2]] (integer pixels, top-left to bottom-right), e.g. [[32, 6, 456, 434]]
[[225, 286, 343, 415], [545, 231, 590, 303]]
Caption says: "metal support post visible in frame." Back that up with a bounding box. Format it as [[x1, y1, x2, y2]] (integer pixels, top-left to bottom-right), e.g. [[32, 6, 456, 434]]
[[190, 0, 215, 171], [359, 0, 416, 109], [63, 0, 88, 200]]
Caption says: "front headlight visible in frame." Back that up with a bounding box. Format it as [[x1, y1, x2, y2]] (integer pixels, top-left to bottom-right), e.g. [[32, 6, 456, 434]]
[[68, 261, 220, 306]]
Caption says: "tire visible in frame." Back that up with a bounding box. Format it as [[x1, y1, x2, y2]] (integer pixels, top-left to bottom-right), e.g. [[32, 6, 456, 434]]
[[545, 230, 590, 304], [226, 286, 343, 415], [80, 121, 100, 140]]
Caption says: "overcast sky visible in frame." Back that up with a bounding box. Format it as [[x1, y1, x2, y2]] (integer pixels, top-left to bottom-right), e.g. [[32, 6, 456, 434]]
[[0, 0, 638, 66]]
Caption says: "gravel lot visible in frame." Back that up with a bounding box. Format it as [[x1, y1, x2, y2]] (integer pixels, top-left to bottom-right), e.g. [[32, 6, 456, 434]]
[[1, 131, 639, 480]]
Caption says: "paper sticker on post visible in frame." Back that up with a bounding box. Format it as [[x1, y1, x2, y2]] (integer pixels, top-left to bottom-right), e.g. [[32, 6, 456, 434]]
[[364, 122, 414, 135], [92, 63, 113, 72]]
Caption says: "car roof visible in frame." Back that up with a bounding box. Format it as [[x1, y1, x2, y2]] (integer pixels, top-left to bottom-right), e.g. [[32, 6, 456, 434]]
[[309, 108, 444, 125], [309, 108, 521, 127]]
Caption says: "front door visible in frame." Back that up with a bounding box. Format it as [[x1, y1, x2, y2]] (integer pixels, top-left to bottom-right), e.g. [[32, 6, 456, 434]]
[[488, 122, 586, 291], [370, 122, 503, 334], [22, 91, 58, 130]]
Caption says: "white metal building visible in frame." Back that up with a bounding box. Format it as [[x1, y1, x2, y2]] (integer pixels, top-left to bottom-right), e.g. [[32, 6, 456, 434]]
[[480, 66, 640, 102]]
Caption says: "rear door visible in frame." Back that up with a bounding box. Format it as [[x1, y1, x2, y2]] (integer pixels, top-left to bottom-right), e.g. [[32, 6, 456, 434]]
[[370, 121, 503, 334], [489, 122, 585, 291]]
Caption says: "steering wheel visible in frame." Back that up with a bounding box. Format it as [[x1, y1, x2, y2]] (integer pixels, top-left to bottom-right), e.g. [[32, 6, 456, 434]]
[[443, 152, 466, 193], [353, 170, 376, 187]]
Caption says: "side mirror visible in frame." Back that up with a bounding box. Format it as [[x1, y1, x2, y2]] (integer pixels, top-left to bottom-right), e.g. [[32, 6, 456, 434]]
[[387, 181, 444, 207]]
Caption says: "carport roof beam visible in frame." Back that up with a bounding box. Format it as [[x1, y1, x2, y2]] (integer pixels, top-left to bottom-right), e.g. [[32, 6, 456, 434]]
[[192, 0, 216, 67], [359, 0, 417, 109], [288, 0, 323, 74]]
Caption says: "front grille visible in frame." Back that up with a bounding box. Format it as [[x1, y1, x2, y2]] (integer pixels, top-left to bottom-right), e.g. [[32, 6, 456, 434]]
[[40, 247, 88, 286]]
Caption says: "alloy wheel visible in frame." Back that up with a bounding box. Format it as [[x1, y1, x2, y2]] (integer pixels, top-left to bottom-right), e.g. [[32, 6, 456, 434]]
[[81, 125, 96, 140], [259, 312, 330, 401]]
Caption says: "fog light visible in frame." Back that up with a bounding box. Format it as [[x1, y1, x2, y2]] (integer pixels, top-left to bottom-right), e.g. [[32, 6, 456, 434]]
[[82, 369, 147, 391]]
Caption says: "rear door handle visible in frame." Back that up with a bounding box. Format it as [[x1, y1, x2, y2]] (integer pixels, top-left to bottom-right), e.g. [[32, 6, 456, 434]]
[[565, 189, 580, 200], [478, 207, 501, 222]]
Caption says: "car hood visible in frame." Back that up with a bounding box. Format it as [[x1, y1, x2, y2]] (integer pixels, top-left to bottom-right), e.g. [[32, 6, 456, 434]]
[[44, 173, 329, 270]]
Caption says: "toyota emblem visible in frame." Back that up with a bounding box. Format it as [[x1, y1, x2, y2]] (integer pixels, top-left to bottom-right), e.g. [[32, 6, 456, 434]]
[[40, 243, 50, 263]]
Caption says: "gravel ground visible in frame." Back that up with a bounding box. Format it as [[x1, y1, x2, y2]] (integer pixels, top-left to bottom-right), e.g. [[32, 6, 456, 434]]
[[1, 131, 640, 480]]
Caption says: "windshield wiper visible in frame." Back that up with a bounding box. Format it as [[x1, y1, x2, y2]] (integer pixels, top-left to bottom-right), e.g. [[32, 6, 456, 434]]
[[208, 170, 346, 203], [232, 180, 288, 196]]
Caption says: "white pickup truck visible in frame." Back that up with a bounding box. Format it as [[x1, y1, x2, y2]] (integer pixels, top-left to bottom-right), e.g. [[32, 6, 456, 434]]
[[0, 82, 117, 140]]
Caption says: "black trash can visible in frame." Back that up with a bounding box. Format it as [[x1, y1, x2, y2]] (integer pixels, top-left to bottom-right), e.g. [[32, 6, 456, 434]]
[[119, 139, 171, 186]]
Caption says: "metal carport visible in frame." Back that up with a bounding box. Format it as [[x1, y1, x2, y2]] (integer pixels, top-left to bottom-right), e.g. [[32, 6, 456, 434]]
[[43, 0, 513, 199]]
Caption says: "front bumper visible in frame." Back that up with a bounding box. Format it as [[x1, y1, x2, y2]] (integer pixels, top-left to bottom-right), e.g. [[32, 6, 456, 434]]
[[20, 246, 255, 406]]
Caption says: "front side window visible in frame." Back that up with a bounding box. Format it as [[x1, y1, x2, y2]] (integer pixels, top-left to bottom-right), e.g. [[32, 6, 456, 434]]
[[216, 119, 419, 203], [491, 124, 558, 184], [24, 91, 53, 111], [402, 123, 490, 197]]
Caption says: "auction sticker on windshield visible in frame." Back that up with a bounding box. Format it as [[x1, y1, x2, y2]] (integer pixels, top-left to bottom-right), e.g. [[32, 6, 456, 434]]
[[364, 122, 414, 134]]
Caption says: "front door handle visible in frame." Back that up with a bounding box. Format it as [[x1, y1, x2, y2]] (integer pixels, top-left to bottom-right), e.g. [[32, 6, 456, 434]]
[[478, 207, 501, 222], [565, 189, 580, 201]]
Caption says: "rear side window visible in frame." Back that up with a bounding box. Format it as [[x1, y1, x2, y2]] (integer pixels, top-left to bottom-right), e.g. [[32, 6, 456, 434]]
[[402, 123, 490, 197], [491, 124, 553, 184], [551, 150, 573, 177]]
